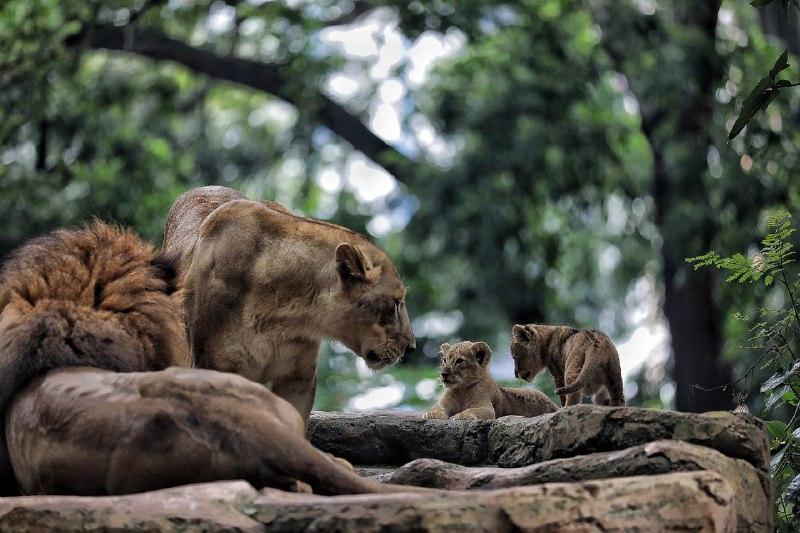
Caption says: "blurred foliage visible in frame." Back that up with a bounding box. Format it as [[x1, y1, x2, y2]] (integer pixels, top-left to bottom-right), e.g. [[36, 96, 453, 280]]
[[1, 0, 800, 416]]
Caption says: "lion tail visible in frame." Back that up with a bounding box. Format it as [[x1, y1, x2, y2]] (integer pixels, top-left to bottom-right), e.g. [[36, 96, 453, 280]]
[[0, 302, 139, 495]]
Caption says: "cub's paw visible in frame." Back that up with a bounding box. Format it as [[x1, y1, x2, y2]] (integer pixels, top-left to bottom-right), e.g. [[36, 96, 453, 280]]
[[452, 412, 478, 421], [423, 409, 448, 420]]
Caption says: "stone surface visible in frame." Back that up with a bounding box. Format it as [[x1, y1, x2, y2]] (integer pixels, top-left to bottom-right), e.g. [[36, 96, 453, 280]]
[[255, 471, 737, 532], [0, 481, 263, 532], [0, 472, 742, 531], [375, 439, 771, 531], [307, 405, 769, 471]]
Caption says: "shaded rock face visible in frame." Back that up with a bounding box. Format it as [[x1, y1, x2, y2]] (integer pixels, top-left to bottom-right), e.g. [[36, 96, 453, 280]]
[[0, 405, 772, 531], [307, 405, 769, 470], [307, 406, 772, 531]]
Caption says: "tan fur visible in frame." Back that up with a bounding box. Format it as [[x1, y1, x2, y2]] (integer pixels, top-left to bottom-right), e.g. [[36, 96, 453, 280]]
[[510, 324, 625, 407], [423, 341, 557, 420], [7, 367, 427, 496], [0, 222, 424, 496], [0, 222, 189, 494], [162, 186, 415, 421]]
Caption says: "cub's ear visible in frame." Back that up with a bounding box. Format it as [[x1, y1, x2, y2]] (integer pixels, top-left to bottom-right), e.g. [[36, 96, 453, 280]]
[[473, 342, 492, 366], [439, 343, 452, 355], [512, 324, 533, 342], [336, 243, 369, 286]]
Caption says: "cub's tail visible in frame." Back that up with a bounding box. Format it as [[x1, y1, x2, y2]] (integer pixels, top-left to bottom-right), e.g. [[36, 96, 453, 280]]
[[0, 302, 140, 495], [555, 337, 602, 396], [607, 351, 626, 406]]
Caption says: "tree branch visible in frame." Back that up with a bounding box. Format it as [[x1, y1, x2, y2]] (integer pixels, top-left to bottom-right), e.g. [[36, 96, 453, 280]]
[[67, 24, 416, 182]]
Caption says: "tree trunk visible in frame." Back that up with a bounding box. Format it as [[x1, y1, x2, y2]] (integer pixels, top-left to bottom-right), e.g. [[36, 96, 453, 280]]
[[649, 1, 733, 411], [759, 4, 800, 57]]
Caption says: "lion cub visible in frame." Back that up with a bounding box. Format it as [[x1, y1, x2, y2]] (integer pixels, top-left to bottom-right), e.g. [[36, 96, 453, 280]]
[[423, 341, 557, 420], [510, 324, 625, 407]]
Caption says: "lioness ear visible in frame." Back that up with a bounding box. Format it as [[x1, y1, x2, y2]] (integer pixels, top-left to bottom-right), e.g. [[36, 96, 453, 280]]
[[439, 343, 452, 355], [336, 243, 368, 285], [512, 324, 533, 342], [473, 342, 492, 366]]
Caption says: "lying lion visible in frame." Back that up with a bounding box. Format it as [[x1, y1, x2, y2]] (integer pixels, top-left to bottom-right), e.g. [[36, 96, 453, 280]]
[[163, 186, 416, 421], [0, 222, 418, 496], [7, 367, 414, 496]]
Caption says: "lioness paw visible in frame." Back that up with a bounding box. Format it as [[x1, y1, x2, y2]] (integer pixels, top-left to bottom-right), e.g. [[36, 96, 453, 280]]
[[423, 409, 447, 420], [453, 412, 478, 421]]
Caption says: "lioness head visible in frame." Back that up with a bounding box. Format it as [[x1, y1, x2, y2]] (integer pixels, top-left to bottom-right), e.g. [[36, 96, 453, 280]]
[[438, 341, 491, 389], [510, 324, 544, 381], [333, 242, 415, 370]]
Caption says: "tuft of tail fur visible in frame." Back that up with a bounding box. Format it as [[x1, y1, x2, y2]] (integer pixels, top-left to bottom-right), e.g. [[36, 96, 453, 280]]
[[0, 303, 140, 495], [555, 352, 601, 396]]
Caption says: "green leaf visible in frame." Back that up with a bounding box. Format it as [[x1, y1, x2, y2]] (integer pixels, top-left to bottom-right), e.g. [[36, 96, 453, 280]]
[[729, 82, 774, 140], [767, 419, 790, 439], [763, 362, 800, 393], [770, 50, 790, 79], [750, 0, 777, 6], [771, 443, 788, 472]]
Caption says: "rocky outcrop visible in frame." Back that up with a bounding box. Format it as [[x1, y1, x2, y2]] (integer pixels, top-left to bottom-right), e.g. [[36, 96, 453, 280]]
[[255, 471, 738, 531], [0, 405, 772, 531], [0, 481, 263, 532], [0, 472, 742, 531], [307, 405, 769, 470], [307, 406, 772, 531], [371, 440, 770, 531]]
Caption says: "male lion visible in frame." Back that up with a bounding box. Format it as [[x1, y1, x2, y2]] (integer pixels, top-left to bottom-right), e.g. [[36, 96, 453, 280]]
[[0, 222, 422, 496], [163, 186, 416, 420]]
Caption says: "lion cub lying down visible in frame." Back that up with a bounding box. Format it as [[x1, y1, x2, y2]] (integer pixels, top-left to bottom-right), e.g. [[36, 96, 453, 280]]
[[511, 324, 625, 407], [423, 341, 557, 420]]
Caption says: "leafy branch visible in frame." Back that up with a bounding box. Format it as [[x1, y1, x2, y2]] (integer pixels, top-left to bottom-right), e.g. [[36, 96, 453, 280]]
[[728, 50, 800, 140], [688, 210, 800, 528]]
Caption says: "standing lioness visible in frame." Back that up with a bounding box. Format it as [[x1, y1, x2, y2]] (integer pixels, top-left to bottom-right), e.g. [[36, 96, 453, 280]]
[[163, 186, 416, 421]]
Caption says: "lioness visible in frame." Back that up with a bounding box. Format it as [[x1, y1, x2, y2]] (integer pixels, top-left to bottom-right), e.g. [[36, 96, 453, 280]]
[[162, 186, 416, 421], [423, 341, 557, 420], [510, 324, 625, 407], [0, 222, 421, 496]]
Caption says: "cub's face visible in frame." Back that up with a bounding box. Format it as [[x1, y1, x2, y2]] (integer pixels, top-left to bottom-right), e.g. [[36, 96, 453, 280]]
[[334, 242, 415, 370], [438, 341, 491, 389], [510, 324, 544, 381]]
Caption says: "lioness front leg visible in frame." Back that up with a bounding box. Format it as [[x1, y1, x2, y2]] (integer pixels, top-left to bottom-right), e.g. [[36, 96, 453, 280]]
[[452, 405, 495, 420], [272, 371, 317, 424]]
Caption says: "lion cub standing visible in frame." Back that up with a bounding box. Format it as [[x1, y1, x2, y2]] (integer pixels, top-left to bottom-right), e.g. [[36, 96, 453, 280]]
[[510, 324, 625, 407], [423, 341, 557, 420]]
